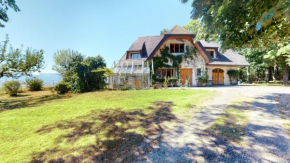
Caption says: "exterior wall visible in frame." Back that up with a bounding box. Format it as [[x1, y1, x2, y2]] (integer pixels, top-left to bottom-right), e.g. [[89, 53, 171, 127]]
[[206, 66, 238, 85], [154, 39, 206, 86]]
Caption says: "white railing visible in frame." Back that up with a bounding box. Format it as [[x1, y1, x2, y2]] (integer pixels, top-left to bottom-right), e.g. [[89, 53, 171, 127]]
[[112, 59, 150, 74]]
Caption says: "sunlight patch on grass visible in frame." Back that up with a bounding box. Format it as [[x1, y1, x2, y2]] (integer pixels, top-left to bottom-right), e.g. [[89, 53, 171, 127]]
[[205, 96, 251, 144]]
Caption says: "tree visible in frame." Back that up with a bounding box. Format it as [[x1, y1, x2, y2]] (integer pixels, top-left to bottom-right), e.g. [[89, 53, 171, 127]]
[[53, 49, 107, 92], [180, 0, 290, 50], [0, 35, 45, 78], [92, 67, 114, 78], [52, 49, 82, 76], [0, 0, 20, 27]]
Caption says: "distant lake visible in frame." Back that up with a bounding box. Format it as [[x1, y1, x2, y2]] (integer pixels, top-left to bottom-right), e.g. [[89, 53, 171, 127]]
[[0, 73, 62, 87]]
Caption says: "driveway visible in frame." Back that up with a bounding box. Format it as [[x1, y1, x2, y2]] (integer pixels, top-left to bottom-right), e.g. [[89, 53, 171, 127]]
[[133, 86, 290, 163]]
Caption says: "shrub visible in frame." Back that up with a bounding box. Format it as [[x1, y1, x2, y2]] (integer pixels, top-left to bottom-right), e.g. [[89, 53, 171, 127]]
[[227, 70, 239, 85], [25, 78, 44, 91], [2, 80, 21, 96], [55, 82, 70, 94], [198, 76, 208, 86]]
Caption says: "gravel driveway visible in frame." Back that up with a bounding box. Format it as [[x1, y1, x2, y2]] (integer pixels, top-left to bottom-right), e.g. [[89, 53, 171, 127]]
[[132, 86, 290, 163]]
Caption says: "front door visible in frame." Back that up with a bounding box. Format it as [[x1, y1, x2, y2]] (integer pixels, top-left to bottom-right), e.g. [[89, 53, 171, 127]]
[[180, 68, 192, 86], [212, 68, 224, 85]]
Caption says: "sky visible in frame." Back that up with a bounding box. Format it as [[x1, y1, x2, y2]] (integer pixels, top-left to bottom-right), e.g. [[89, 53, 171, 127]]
[[0, 0, 193, 73]]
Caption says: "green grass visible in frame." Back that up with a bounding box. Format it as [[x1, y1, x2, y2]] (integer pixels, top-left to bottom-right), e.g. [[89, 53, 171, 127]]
[[0, 89, 215, 163], [205, 96, 251, 144]]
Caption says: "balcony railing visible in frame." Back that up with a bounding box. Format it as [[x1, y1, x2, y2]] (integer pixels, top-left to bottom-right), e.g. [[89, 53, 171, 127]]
[[112, 59, 150, 74]]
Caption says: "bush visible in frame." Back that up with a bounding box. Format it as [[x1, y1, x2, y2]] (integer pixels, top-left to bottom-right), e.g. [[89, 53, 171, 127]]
[[55, 82, 70, 94], [227, 70, 239, 85], [25, 78, 44, 91], [198, 76, 208, 86], [2, 80, 21, 96]]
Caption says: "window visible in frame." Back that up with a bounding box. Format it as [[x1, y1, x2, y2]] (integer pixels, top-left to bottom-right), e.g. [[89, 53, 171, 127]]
[[157, 68, 176, 78], [206, 50, 216, 59], [197, 68, 202, 76], [170, 44, 185, 53], [129, 53, 141, 59]]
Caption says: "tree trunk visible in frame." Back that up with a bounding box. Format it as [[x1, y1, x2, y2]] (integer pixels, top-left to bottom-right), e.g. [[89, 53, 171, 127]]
[[274, 65, 280, 80], [265, 67, 269, 83], [283, 64, 289, 85], [269, 66, 273, 81], [247, 67, 250, 82]]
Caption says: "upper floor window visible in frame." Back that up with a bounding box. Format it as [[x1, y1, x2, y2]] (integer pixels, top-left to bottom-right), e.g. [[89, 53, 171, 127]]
[[170, 44, 184, 53], [206, 49, 216, 59], [129, 53, 141, 59]]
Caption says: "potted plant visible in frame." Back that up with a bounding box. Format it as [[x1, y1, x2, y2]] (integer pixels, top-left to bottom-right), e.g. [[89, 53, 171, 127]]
[[198, 76, 208, 87]]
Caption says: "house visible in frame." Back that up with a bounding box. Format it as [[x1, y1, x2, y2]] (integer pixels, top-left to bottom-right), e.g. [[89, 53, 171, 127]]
[[110, 25, 249, 89]]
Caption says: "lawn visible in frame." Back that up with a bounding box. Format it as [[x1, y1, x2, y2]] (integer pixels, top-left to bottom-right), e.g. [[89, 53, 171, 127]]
[[0, 89, 215, 163]]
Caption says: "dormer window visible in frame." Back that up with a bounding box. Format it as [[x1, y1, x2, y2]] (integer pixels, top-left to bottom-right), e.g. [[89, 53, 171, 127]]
[[170, 44, 185, 53], [129, 53, 141, 59], [206, 49, 217, 59]]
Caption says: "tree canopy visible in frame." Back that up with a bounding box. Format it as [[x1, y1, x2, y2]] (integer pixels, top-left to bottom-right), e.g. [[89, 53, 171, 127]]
[[0, 0, 20, 27], [0, 35, 45, 78], [180, 0, 290, 50]]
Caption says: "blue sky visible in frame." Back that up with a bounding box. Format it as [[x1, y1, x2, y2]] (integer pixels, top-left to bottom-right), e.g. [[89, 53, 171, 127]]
[[0, 0, 192, 73]]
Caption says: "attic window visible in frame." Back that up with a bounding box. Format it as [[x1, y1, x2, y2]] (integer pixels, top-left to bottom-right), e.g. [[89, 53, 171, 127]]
[[129, 53, 141, 59], [170, 44, 184, 53], [206, 49, 216, 59]]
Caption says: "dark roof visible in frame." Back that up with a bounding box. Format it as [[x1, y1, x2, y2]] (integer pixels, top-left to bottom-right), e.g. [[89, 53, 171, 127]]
[[121, 25, 249, 66], [199, 40, 220, 48], [208, 49, 250, 66], [125, 36, 163, 60]]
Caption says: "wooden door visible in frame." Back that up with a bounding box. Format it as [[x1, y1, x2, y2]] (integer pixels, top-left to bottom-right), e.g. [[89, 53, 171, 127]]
[[212, 69, 224, 85], [180, 69, 192, 86]]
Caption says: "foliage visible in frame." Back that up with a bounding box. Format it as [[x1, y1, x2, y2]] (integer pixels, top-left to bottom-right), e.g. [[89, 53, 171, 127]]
[[54, 81, 70, 94], [160, 29, 169, 35], [227, 70, 239, 85], [163, 76, 169, 89], [277, 44, 290, 66], [0, 35, 45, 78], [92, 67, 114, 78], [25, 78, 44, 91], [151, 45, 198, 82], [151, 46, 182, 81], [53, 49, 107, 92], [181, 0, 290, 50], [2, 80, 21, 96], [52, 49, 82, 76], [198, 76, 208, 86], [0, 0, 20, 28]]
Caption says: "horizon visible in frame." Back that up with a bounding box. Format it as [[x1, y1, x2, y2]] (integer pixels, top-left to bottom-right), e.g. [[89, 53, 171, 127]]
[[0, 0, 192, 73]]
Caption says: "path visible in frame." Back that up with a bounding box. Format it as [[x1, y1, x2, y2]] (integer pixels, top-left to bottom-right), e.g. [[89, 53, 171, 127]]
[[132, 86, 290, 163]]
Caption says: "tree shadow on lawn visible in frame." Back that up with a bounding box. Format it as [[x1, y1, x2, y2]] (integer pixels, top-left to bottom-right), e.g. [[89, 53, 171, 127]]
[[30, 101, 176, 163], [0, 94, 62, 113]]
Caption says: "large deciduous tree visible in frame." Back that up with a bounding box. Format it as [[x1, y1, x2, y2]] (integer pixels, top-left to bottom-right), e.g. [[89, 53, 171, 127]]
[[180, 0, 290, 50], [0, 35, 45, 78], [0, 0, 20, 27], [53, 49, 106, 92]]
